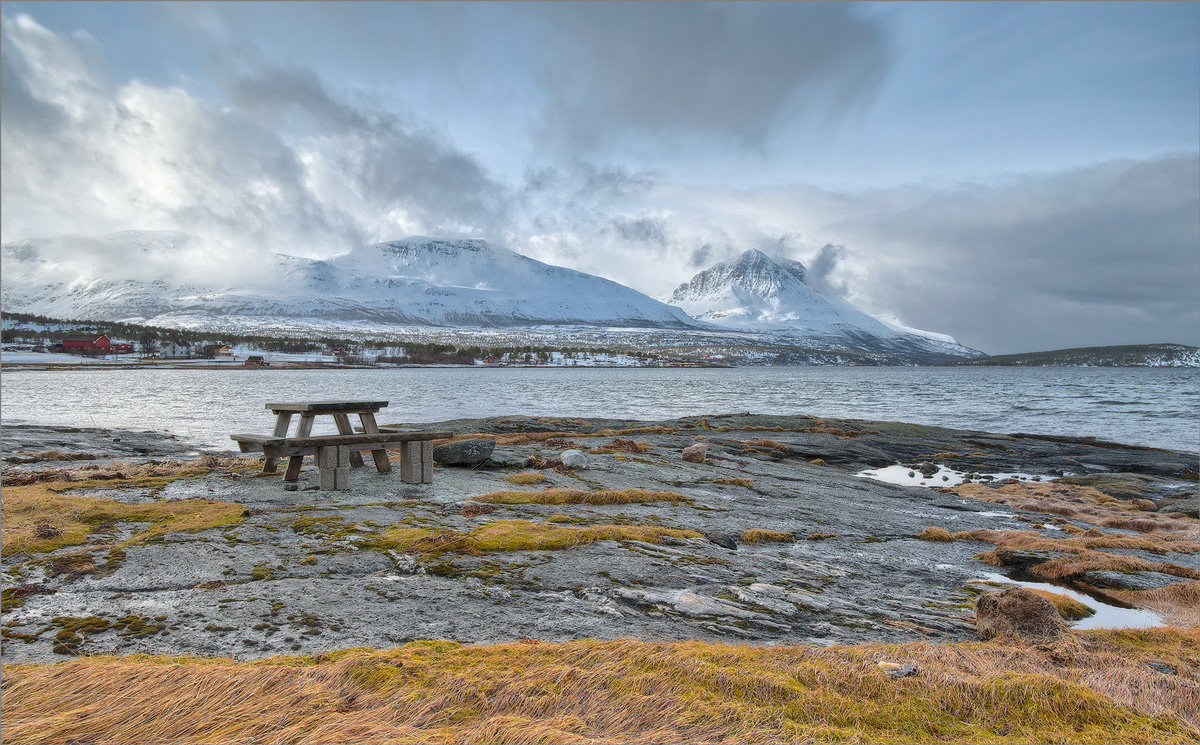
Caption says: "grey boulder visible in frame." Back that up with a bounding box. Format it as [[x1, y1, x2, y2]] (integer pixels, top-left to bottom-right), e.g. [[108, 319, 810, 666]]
[[433, 438, 495, 466]]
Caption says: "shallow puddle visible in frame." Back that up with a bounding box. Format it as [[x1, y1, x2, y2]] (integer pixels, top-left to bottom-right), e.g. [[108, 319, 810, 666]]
[[857, 464, 1057, 488], [975, 571, 1163, 630]]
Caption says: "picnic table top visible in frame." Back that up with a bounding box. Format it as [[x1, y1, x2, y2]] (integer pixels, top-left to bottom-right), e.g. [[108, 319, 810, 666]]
[[265, 400, 389, 413], [231, 431, 450, 447]]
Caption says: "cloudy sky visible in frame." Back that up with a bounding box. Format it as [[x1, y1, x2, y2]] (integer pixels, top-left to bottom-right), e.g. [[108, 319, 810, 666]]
[[2, 2, 1196, 353]]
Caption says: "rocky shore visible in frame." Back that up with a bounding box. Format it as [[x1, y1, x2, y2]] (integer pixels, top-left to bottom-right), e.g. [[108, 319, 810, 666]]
[[2, 413, 1196, 662]]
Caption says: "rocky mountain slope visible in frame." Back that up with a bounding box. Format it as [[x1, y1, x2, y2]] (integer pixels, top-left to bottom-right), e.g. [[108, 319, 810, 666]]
[[666, 249, 981, 360], [0, 232, 701, 330]]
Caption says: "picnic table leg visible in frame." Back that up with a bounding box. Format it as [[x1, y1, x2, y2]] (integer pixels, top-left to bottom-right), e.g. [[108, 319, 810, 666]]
[[263, 411, 293, 474], [333, 413, 366, 468], [358, 412, 393, 474], [283, 414, 314, 482]]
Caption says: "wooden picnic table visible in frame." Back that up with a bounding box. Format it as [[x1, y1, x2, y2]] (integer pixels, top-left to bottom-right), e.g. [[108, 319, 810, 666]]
[[262, 400, 390, 480]]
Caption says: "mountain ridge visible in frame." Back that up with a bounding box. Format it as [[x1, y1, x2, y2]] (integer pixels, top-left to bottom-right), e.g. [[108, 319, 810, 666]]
[[2, 231, 983, 362], [1, 232, 703, 330]]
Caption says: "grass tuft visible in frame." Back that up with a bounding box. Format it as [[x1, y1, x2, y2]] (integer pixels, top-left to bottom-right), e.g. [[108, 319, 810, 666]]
[[502, 472, 547, 486], [918, 526, 956, 542], [1027, 589, 1096, 621], [740, 529, 794, 545], [1, 484, 247, 556], [710, 477, 753, 487], [589, 438, 655, 455]]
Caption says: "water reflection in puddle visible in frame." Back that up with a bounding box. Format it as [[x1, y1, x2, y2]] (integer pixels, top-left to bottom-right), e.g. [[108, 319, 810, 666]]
[[975, 572, 1163, 630], [857, 464, 1057, 488]]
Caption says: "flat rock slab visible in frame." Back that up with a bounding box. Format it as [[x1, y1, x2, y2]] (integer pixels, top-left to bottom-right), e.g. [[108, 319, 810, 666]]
[[3, 413, 1196, 663]]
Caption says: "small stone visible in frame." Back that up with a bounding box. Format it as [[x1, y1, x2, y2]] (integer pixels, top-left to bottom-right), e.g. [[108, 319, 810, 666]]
[[877, 661, 918, 679], [560, 449, 588, 469], [283, 484, 298, 492], [433, 438, 496, 466], [705, 531, 739, 550], [33, 522, 62, 539], [484, 453, 530, 469], [681, 443, 708, 463]]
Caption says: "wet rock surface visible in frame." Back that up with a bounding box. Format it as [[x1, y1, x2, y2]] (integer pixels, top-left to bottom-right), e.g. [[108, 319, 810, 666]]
[[2, 424, 204, 467], [2, 413, 1195, 662]]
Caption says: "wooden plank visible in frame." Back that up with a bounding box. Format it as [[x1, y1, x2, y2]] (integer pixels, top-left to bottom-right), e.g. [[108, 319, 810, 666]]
[[264, 411, 293, 473], [283, 414, 314, 480], [333, 413, 366, 468], [421, 440, 434, 484], [283, 432, 450, 448], [283, 454, 303, 481], [265, 401, 389, 413], [359, 412, 392, 474], [230, 434, 286, 447]]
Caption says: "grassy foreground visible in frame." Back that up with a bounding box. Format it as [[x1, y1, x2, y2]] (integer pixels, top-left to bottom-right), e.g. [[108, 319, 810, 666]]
[[2, 630, 1196, 744]]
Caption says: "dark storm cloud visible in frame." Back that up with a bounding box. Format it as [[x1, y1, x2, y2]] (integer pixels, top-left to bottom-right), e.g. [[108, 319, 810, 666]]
[[826, 155, 1200, 352], [537, 3, 890, 147], [610, 216, 669, 246], [805, 243, 851, 298]]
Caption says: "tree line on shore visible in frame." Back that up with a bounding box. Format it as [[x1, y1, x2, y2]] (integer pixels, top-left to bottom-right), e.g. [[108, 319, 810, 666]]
[[0, 311, 650, 365]]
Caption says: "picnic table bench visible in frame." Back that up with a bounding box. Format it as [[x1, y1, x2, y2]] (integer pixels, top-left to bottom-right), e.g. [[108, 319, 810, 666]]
[[230, 400, 449, 489]]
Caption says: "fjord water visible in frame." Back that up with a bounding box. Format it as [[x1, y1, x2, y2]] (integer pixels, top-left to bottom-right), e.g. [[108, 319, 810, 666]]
[[1, 366, 1196, 453]]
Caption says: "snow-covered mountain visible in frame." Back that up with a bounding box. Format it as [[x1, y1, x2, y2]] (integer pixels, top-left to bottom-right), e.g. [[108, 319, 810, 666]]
[[0, 232, 701, 330], [666, 249, 981, 360]]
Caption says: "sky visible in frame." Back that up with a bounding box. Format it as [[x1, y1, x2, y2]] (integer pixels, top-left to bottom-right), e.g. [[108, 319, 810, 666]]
[[1, 1, 1196, 354]]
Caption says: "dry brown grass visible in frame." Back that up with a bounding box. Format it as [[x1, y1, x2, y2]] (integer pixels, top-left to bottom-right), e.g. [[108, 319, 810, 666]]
[[1092, 582, 1200, 628], [918, 526, 955, 542], [503, 472, 548, 486], [710, 477, 753, 487], [614, 425, 678, 435], [740, 529, 794, 544], [0, 484, 246, 556], [588, 438, 654, 454], [1026, 589, 1096, 621], [368, 520, 701, 555], [949, 527, 1199, 557], [473, 488, 690, 506], [952, 482, 1197, 535], [1023, 552, 1198, 583], [742, 438, 791, 452], [2, 630, 1196, 744]]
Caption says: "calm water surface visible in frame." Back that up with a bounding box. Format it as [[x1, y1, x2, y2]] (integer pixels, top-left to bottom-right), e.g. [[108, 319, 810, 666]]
[[2, 366, 1196, 452]]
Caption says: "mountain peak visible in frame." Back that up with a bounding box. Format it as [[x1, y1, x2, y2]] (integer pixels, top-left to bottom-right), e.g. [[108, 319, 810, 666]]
[[665, 248, 979, 359]]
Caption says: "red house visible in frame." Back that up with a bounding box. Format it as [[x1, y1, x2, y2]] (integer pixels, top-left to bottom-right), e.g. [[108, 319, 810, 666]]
[[62, 334, 112, 354]]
